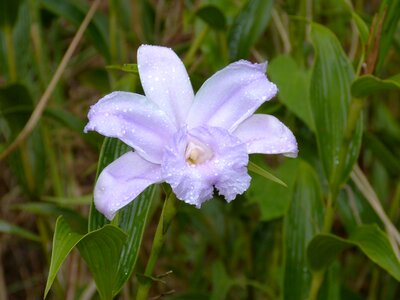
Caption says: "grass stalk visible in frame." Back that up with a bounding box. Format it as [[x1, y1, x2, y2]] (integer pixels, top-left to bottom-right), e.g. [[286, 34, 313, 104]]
[[136, 193, 177, 300]]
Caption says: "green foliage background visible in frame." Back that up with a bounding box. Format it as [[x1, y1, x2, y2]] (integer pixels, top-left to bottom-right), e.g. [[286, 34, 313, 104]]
[[0, 0, 399, 299]]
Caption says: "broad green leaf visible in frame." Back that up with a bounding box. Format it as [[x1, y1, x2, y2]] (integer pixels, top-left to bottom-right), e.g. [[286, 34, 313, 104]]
[[0, 219, 40, 242], [309, 23, 362, 187], [113, 186, 156, 294], [45, 217, 127, 299], [307, 224, 400, 281], [88, 138, 130, 231], [268, 55, 314, 130], [228, 0, 274, 60], [376, 0, 400, 71], [283, 161, 324, 300], [196, 5, 227, 30], [106, 63, 139, 74], [77, 224, 127, 300], [0, 0, 22, 29], [351, 74, 400, 98], [44, 217, 84, 298], [41, 0, 110, 61], [246, 158, 299, 221], [307, 235, 350, 272]]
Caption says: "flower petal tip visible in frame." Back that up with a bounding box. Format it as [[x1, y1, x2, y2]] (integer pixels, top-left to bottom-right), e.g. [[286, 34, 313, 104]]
[[137, 44, 194, 127], [231, 60, 267, 73], [233, 114, 298, 156]]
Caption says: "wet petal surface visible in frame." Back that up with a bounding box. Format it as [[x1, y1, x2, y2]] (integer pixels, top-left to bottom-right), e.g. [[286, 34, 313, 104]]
[[187, 60, 277, 132], [84, 91, 175, 163], [138, 45, 194, 127], [234, 114, 298, 157], [161, 126, 251, 207], [94, 151, 163, 220]]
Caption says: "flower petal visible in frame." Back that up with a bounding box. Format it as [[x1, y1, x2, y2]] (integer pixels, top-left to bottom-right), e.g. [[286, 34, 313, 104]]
[[137, 45, 194, 127], [94, 151, 163, 220], [84, 91, 175, 163], [233, 114, 298, 157], [187, 60, 277, 132], [162, 126, 250, 207]]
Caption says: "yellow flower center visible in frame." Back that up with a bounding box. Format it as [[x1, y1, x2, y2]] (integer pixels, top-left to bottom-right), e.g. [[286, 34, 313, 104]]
[[185, 141, 213, 165]]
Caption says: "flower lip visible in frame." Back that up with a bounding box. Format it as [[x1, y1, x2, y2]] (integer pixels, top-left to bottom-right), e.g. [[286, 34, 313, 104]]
[[185, 140, 214, 165], [162, 126, 251, 207]]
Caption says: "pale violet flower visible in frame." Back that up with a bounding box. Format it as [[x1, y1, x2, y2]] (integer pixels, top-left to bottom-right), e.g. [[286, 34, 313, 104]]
[[85, 45, 298, 220]]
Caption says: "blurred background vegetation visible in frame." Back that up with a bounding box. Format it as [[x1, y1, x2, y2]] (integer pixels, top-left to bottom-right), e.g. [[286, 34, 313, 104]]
[[0, 0, 399, 299]]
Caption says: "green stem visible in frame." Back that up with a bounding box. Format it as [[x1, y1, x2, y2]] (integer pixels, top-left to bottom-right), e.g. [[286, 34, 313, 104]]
[[184, 26, 209, 67], [322, 191, 335, 233], [309, 190, 335, 300], [367, 268, 379, 300], [309, 271, 324, 300], [136, 193, 177, 300], [4, 26, 17, 82]]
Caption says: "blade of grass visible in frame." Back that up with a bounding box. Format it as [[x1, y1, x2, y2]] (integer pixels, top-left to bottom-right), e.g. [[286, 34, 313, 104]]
[[248, 161, 287, 187]]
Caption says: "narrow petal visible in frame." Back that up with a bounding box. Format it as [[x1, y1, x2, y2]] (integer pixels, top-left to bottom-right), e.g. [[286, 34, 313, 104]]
[[187, 60, 277, 132], [234, 114, 298, 157], [137, 45, 195, 127], [94, 151, 163, 220], [84, 91, 175, 163]]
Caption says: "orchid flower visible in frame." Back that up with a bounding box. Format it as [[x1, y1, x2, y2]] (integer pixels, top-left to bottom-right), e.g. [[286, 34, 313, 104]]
[[85, 45, 298, 220]]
